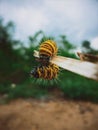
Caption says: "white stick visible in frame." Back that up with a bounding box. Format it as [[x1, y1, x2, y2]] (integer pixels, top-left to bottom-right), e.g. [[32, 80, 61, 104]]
[[51, 56, 98, 81]]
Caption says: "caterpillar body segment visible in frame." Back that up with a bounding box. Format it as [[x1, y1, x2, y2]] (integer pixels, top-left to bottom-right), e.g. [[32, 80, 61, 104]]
[[39, 40, 58, 65], [39, 40, 58, 57], [30, 63, 59, 80]]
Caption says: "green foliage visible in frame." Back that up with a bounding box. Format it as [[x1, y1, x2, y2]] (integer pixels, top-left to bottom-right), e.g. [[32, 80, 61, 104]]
[[0, 83, 48, 100], [0, 84, 11, 94], [60, 35, 75, 51], [82, 40, 98, 54], [59, 70, 98, 102], [0, 18, 98, 103], [0, 17, 25, 84], [8, 84, 48, 100]]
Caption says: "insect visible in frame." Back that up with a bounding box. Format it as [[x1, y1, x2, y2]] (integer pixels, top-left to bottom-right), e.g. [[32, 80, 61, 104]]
[[38, 40, 58, 65], [30, 63, 59, 80], [30, 40, 59, 80]]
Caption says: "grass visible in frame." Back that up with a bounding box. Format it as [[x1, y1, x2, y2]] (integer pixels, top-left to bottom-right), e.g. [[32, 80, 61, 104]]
[[59, 70, 98, 102], [0, 82, 48, 101]]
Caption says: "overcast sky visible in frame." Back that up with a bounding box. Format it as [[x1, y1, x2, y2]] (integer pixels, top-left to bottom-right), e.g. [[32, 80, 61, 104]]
[[0, 0, 98, 48]]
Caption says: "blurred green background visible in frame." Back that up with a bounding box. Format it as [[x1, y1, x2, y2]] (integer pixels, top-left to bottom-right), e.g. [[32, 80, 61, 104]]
[[0, 18, 98, 103]]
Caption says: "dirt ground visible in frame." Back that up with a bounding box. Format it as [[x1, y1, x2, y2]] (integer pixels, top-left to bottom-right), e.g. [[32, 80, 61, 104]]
[[0, 98, 98, 130]]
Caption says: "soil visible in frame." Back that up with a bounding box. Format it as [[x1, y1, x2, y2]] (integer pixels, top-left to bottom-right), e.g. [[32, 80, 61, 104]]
[[0, 98, 98, 130]]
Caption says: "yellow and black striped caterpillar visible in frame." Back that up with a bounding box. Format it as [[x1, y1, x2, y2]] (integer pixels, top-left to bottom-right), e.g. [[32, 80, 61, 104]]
[[38, 40, 58, 65], [31, 40, 59, 80], [30, 63, 59, 80]]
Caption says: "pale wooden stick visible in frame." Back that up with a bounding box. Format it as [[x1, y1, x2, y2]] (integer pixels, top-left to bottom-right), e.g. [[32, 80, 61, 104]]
[[34, 50, 98, 81], [34, 50, 39, 58], [51, 56, 98, 81]]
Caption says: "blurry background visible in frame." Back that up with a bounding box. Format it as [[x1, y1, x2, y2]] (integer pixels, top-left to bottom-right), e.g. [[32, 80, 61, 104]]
[[0, 0, 98, 102]]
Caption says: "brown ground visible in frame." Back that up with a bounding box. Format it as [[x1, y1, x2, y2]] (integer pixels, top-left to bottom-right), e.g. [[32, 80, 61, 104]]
[[0, 98, 98, 130]]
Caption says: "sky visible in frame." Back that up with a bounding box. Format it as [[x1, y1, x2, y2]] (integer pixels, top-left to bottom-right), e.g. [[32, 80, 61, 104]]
[[0, 0, 98, 49]]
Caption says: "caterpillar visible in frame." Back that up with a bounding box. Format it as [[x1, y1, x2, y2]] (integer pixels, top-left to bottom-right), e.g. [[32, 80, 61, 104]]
[[30, 63, 59, 80], [30, 40, 59, 80], [38, 40, 58, 65]]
